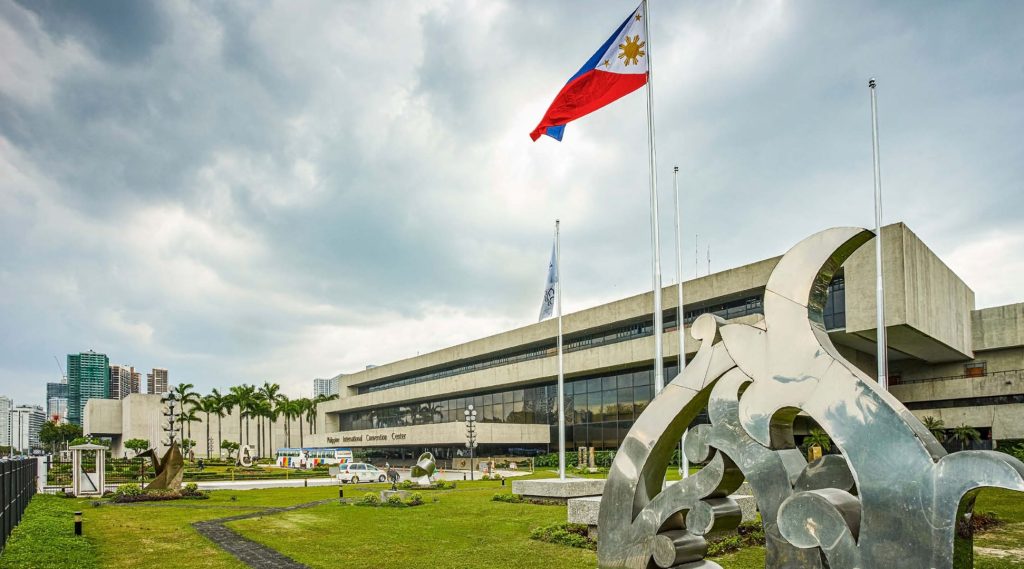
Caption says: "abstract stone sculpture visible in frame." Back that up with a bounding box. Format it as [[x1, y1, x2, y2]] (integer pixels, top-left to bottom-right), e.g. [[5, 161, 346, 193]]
[[141, 443, 185, 491], [597, 227, 1024, 569], [411, 452, 437, 486]]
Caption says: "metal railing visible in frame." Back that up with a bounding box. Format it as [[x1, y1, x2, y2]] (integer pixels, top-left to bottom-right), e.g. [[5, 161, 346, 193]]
[[891, 368, 1024, 387], [0, 458, 37, 551]]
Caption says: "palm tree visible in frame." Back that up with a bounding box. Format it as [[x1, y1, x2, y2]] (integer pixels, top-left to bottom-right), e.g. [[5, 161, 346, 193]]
[[228, 384, 256, 453], [921, 416, 946, 441], [296, 398, 313, 448], [171, 383, 200, 443], [259, 382, 283, 454], [253, 398, 272, 459], [309, 393, 338, 435], [177, 408, 198, 460], [218, 389, 236, 459], [198, 395, 223, 459], [206, 389, 228, 459], [276, 395, 293, 448], [803, 427, 832, 454], [950, 424, 981, 451]]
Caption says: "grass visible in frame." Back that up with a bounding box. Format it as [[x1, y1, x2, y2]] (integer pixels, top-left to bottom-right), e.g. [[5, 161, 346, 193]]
[[2, 476, 1024, 569]]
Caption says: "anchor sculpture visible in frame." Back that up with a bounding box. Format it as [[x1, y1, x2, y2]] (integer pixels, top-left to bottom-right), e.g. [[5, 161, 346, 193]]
[[597, 227, 1024, 569]]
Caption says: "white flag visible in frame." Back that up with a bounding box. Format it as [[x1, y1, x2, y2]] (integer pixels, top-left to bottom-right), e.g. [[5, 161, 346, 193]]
[[538, 241, 558, 321]]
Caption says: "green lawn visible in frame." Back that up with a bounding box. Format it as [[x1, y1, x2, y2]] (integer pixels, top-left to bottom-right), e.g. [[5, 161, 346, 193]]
[[2, 476, 1023, 569]]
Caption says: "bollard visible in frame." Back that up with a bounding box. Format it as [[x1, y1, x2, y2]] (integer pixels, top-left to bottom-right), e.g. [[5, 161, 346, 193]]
[[339, 486, 344, 499], [304, 478, 308, 488], [502, 477, 506, 486], [464, 473, 467, 481], [74, 511, 83, 536]]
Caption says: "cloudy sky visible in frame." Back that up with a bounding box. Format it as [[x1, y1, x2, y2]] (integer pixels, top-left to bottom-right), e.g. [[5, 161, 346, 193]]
[[2, 0, 1022, 405]]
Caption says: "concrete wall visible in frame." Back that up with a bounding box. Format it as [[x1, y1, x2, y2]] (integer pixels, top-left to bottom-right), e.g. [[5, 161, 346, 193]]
[[911, 405, 1024, 442], [845, 223, 974, 362], [973, 303, 1024, 351]]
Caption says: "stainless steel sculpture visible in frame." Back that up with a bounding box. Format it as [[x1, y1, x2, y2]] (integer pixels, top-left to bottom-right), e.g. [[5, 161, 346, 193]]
[[411, 451, 437, 485], [597, 227, 1024, 569]]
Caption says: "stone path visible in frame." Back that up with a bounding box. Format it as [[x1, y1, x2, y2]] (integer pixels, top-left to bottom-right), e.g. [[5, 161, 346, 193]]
[[193, 499, 334, 569]]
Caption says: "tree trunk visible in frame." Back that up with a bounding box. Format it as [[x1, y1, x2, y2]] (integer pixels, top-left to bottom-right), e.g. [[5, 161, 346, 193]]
[[218, 415, 223, 458], [298, 416, 303, 448], [206, 412, 211, 459]]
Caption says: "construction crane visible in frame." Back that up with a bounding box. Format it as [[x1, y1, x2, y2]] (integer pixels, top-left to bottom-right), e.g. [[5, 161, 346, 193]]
[[53, 355, 66, 381]]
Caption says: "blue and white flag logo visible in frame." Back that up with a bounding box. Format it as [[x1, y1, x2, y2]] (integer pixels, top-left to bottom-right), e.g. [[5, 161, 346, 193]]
[[538, 242, 559, 321]]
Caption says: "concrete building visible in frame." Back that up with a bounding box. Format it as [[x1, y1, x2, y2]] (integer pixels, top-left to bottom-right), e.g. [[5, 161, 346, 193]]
[[86, 224, 1024, 462], [46, 380, 68, 423], [130, 368, 141, 394], [68, 350, 109, 426], [11, 405, 45, 452], [147, 368, 168, 394], [301, 223, 1024, 461], [85, 393, 299, 458], [0, 396, 11, 448], [313, 377, 340, 398]]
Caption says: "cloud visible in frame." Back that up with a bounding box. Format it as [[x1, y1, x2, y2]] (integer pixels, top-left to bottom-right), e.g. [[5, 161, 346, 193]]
[[1, 0, 1022, 406]]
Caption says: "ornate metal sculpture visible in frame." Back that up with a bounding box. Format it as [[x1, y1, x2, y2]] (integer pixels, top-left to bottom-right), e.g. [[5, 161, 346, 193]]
[[411, 452, 437, 485], [597, 227, 1024, 569], [141, 392, 186, 490]]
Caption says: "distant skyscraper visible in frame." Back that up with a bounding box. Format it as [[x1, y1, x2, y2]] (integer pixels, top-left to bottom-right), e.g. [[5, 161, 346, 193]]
[[68, 350, 109, 426], [0, 396, 11, 448], [110, 364, 132, 399], [46, 379, 69, 423], [313, 377, 340, 398], [147, 368, 168, 394], [11, 405, 45, 451], [130, 367, 142, 394]]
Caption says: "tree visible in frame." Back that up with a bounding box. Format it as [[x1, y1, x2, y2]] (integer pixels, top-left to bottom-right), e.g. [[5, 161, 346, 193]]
[[309, 393, 338, 435], [802, 428, 832, 453], [220, 440, 239, 459], [921, 416, 946, 441], [181, 439, 196, 458], [198, 395, 223, 459], [228, 384, 256, 452], [40, 421, 82, 453], [124, 438, 151, 457], [259, 382, 282, 456], [177, 408, 199, 458], [296, 398, 312, 448], [215, 389, 234, 459], [950, 424, 981, 451], [276, 395, 294, 448], [171, 383, 201, 442]]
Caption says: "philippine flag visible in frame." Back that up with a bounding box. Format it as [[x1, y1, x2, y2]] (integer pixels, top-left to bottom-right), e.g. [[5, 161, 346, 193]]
[[530, 3, 648, 142]]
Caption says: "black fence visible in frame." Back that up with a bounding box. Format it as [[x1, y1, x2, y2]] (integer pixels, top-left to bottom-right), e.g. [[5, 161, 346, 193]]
[[0, 458, 37, 551]]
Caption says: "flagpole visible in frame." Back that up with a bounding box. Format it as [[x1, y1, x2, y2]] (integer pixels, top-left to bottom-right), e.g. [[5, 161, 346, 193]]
[[869, 78, 888, 391], [642, 0, 664, 394], [673, 165, 689, 478], [555, 219, 567, 480]]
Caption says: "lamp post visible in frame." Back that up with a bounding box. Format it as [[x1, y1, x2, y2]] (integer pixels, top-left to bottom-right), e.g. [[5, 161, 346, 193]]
[[464, 405, 477, 481]]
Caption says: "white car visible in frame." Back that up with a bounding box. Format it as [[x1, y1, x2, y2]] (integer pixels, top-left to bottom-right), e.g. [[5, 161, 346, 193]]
[[336, 462, 387, 484]]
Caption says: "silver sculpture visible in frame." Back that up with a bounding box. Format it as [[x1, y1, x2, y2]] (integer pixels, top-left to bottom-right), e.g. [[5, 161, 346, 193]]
[[597, 227, 1024, 569], [411, 452, 437, 486]]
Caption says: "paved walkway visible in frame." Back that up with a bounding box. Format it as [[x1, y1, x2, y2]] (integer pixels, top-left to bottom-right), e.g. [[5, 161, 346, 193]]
[[193, 499, 333, 569]]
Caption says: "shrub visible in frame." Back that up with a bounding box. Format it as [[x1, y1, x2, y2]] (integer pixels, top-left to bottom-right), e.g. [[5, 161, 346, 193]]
[[491, 493, 524, 503], [399, 480, 416, 490], [406, 493, 424, 506], [113, 483, 143, 499], [383, 494, 408, 508], [433, 479, 455, 490], [481, 474, 491, 480], [356, 493, 380, 507], [530, 522, 596, 550]]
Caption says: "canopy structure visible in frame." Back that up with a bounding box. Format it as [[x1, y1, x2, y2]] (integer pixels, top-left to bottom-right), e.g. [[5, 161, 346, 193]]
[[69, 443, 107, 496]]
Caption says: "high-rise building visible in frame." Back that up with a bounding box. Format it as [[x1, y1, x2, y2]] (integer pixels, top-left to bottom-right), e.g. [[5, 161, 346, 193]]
[[68, 350, 109, 426], [11, 405, 45, 452], [110, 364, 132, 399], [46, 379, 68, 422], [130, 368, 142, 394], [313, 376, 340, 398], [147, 368, 168, 394], [0, 396, 11, 448]]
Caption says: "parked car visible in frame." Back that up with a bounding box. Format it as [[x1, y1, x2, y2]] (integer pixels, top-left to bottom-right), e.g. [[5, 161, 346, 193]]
[[336, 462, 386, 484]]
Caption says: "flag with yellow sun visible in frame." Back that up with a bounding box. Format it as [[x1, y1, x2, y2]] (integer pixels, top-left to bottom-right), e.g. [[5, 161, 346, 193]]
[[530, 3, 648, 142]]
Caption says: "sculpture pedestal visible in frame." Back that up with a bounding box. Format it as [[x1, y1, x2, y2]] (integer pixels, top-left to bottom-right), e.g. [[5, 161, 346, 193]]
[[511, 478, 605, 503]]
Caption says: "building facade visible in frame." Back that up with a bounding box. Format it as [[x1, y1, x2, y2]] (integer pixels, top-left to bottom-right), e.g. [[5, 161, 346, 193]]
[[0, 396, 11, 448], [11, 405, 45, 452], [147, 368, 168, 394], [306, 224, 1023, 462], [46, 380, 68, 423], [109, 365, 142, 399], [313, 377, 340, 398], [68, 350, 109, 426]]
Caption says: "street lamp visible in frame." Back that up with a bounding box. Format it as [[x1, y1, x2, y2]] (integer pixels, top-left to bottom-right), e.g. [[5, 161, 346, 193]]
[[464, 405, 477, 481]]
